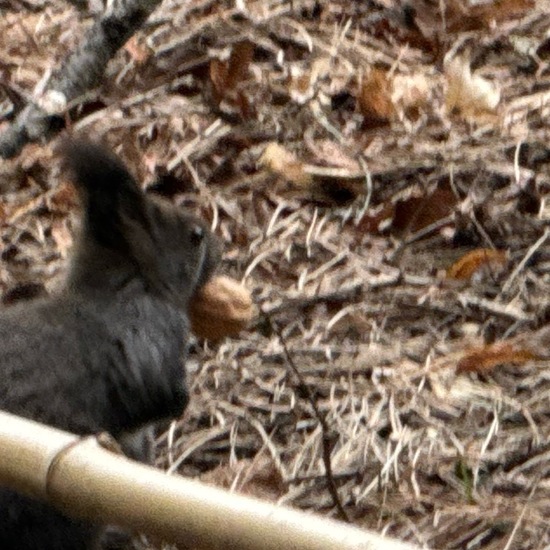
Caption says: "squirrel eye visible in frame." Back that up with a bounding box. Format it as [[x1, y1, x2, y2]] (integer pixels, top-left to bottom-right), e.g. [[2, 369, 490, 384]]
[[190, 225, 204, 245]]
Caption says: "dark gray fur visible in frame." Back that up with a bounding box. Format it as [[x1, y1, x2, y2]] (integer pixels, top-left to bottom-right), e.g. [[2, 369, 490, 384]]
[[0, 141, 221, 549]]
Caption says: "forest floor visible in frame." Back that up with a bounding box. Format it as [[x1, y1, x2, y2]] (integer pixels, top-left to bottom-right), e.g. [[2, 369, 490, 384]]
[[2, 1, 550, 548]]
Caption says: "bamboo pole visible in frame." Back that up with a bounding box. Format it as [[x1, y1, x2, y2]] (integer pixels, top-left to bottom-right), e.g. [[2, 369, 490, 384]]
[[0, 411, 422, 550]]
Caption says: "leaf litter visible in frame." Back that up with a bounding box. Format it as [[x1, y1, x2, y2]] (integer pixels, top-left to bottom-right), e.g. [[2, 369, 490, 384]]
[[2, 0, 550, 548]]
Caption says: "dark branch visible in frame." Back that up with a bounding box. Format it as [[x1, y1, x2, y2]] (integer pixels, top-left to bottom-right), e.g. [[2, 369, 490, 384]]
[[0, 0, 163, 159], [263, 310, 350, 522]]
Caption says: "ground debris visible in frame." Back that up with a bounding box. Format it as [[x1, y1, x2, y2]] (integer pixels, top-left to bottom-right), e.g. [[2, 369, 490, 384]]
[[3, 0, 550, 548]]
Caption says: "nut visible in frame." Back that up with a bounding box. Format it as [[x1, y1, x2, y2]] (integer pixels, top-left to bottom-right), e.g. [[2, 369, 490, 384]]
[[190, 276, 255, 340]]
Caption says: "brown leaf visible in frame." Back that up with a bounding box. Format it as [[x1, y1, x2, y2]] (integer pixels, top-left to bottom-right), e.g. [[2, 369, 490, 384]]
[[457, 341, 538, 373], [446, 249, 507, 281], [260, 143, 365, 206], [235, 90, 253, 120], [209, 40, 254, 103], [392, 188, 456, 234], [2, 282, 46, 306], [355, 202, 395, 234], [358, 68, 394, 127], [449, 0, 535, 30], [210, 58, 229, 101], [225, 40, 254, 91], [306, 170, 365, 206], [410, 0, 534, 37], [260, 143, 312, 189]]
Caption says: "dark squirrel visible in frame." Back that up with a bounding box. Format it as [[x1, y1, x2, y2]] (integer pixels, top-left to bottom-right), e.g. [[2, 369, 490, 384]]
[[0, 140, 221, 549]]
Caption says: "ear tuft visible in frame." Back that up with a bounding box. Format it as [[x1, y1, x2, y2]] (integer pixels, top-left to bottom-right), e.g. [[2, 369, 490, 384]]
[[60, 138, 138, 197], [59, 138, 149, 254]]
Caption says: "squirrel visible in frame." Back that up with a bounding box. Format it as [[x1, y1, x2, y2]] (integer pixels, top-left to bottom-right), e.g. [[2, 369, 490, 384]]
[[0, 139, 221, 549]]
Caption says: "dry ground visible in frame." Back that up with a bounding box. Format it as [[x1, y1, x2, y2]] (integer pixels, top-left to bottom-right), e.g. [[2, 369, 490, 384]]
[[2, 1, 550, 548]]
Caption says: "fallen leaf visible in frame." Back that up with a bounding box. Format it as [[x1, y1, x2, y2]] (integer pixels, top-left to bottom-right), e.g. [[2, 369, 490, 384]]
[[409, 0, 534, 38], [210, 40, 254, 107], [446, 249, 507, 281], [392, 187, 457, 234], [260, 143, 365, 206], [260, 143, 311, 189], [355, 202, 395, 234], [305, 169, 365, 206], [358, 68, 394, 127], [225, 40, 254, 91], [210, 58, 229, 101], [445, 54, 500, 120], [457, 341, 538, 373], [456, 0, 534, 29]]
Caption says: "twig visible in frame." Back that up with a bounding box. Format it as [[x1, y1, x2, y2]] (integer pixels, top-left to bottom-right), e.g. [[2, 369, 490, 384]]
[[262, 308, 350, 523], [260, 285, 363, 319], [389, 214, 454, 264], [458, 293, 533, 322], [500, 227, 550, 295], [502, 475, 540, 550], [0, 0, 164, 158]]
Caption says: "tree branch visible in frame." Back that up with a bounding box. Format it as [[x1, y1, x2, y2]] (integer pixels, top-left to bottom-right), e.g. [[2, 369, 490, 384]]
[[263, 310, 350, 522], [0, 0, 163, 159]]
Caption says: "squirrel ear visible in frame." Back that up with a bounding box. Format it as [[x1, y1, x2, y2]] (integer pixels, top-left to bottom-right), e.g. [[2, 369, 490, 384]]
[[61, 139, 151, 254]]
